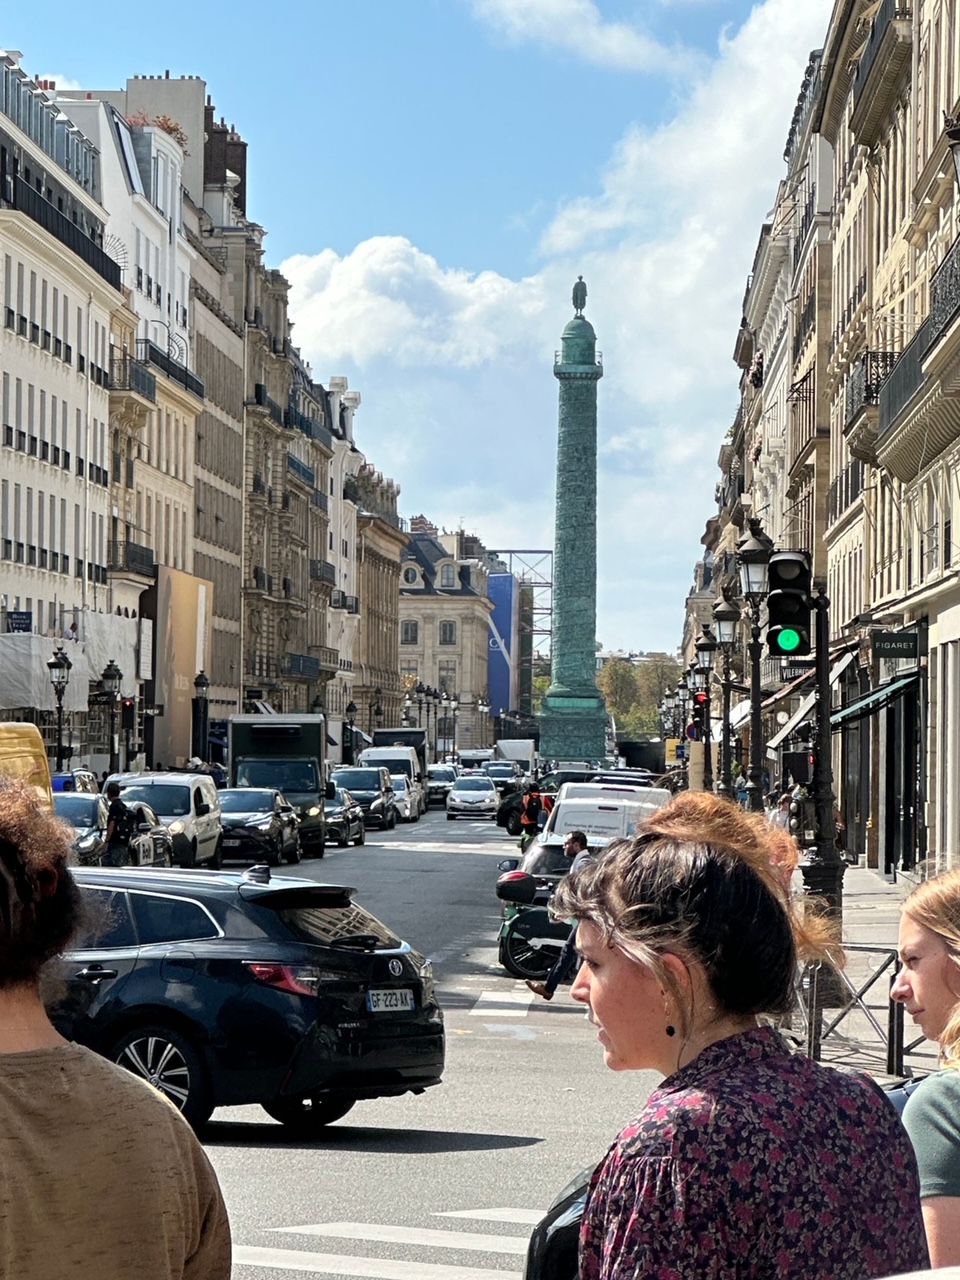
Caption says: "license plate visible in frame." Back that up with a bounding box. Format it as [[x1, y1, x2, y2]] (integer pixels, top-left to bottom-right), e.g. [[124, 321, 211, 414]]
[[223, 839, 241, 847], [366, 988, 414, 1013]]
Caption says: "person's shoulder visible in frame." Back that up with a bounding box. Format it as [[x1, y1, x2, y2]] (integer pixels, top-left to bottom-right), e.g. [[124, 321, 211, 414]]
[[904, 1068, 960, 1118], [53, 1044, 196, 1132]]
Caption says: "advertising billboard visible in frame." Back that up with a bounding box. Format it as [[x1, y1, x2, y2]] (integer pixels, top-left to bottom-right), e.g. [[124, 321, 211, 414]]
[[487, 573, 519, 716], [152, 566, 213, 766]]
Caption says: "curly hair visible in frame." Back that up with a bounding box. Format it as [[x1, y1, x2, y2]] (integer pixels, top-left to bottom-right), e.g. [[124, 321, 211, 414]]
[[899, 870, 960, 1068], [0, 778, 83, 987], [553, 791, 837, 1033]]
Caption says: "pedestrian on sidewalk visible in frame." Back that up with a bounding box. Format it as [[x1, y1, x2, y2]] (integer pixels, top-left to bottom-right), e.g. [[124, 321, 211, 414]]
[[0, 778, 231, 1279], [555, 791, 928, 1280], [891, 869, 960, 1268], [526, 831, 592, 1001]]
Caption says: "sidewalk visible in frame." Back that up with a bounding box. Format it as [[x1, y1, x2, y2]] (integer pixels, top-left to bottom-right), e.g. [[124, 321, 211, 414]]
[[794, 861, 937, 1081]]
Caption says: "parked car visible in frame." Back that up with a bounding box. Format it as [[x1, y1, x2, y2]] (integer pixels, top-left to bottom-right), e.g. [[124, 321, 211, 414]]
[[324, 786, 365, 847], [218, 788, 301, 865], [391, 775, 420, 823], [49, 866, 445, 1133], [52, 792, 173, 867], [426, 764, 458, 807], [329, 766, 396, 830], [51, 767, 100, 794], [446, 775, 499, 820], [106, 772, 223, 868]]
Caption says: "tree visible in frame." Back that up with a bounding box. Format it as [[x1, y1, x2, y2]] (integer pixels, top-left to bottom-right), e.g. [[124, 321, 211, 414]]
[[597, 659, 639, 718]]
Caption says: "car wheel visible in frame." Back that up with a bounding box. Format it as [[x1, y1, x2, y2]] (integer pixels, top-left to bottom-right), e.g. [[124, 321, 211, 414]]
[[208, 837, 223, 870], [500, 930, 554, 981], [110, 1024, 213, 1129], [261, 1095, 356, 1134], [285, 835, 302, 865], [353, 823, 365, 846], [506, 813, 522, 837]]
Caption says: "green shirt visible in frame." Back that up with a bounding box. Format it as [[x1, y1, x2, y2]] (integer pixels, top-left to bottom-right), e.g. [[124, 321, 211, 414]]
[[902, 1069, 960, 1198]]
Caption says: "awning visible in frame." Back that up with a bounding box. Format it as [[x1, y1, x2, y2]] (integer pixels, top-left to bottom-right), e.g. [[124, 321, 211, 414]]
[[830, 674, 919, 729], [355, 728, 374, 745], [729, 699, 752, 730], [765, 652, 856, 756], [326, 733, 338, 747]]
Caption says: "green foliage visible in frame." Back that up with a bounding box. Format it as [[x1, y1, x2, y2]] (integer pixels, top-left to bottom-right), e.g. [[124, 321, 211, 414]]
[[597, 653, 681, 737]]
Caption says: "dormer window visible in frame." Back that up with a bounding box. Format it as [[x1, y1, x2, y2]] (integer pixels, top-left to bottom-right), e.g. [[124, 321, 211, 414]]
[[403, 566, 418, 585], [440, 563, 456, 588]]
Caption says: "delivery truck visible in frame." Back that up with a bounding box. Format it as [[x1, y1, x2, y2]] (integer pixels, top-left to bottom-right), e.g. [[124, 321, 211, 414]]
[[494, 738, 537, 778], [228, 713, 333, 855]]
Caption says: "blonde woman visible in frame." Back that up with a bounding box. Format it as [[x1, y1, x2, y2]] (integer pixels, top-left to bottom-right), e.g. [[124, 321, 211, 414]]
[[892, 869, 960, 1267]]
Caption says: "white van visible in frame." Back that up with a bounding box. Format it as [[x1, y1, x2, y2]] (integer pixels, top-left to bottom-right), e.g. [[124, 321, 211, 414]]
[[106, 772, 223, 868], [357, 746, 425, 815], [537, 782, 672, 851]]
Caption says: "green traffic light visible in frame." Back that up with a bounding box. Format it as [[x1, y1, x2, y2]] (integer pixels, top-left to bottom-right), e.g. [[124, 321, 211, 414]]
[[776, 629, 802, 653]]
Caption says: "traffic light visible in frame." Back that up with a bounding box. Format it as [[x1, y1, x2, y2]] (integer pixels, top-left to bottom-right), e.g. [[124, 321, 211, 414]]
[[121, 697, 136, 732], [788, 795, 817, 846], [689, 691, 708, 741], [766, 550, 812, 656]]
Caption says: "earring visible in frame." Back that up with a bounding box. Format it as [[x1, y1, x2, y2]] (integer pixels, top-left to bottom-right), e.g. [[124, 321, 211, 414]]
[[666, 1024, 676, 1037]]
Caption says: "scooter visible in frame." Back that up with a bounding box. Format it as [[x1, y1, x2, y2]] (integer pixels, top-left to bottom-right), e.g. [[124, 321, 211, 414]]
[[495, 865, 572, 980]]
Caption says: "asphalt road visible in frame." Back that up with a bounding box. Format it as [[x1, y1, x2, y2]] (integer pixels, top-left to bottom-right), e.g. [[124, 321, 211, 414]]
[[207, 807, 659, 1279]]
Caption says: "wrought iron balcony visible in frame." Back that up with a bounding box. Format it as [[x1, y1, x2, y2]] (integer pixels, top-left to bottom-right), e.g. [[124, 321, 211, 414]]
[[252, 383, 283, 425], [281, 653, 321, 680], [136, 340, 204, 400], [107, 540, 155, 577], [842, 349, 897, 463], [928, 232, 960, 352], [109, 356, 156, 402], [310, 559, 337, 585], [4, 176, 121, 291], [878, 320, 931, 441]]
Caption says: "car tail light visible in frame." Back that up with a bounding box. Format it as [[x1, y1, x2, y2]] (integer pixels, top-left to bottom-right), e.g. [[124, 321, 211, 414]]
[[245, 962, 334, 995]]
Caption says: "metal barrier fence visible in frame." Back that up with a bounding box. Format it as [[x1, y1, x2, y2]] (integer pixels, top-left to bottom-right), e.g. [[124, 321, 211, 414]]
[[792, 945, 937, 1079]]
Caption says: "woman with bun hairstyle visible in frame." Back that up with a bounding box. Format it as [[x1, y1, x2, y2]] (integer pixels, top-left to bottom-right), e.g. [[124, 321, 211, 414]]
[[891, 869, 960, 1267], [0, 778, 231, 1279], [554, 791, 927, 1280]]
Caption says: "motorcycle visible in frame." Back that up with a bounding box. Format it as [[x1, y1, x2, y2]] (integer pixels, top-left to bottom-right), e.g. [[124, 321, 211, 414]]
[[495, 862, 572, 980]]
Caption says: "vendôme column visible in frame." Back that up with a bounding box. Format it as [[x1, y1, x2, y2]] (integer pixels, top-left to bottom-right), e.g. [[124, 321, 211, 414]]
[[539, 278, 608, 763]]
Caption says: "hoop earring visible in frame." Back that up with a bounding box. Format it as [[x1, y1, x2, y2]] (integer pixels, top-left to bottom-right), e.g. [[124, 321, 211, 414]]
[[666, 1024, 676, 1037]]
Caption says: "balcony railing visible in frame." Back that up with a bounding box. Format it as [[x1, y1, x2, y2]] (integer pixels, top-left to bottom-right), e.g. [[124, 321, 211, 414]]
[[844, 350, 897, 428], [928, 232, 960, 351], [850, 0, 913, 144], [136, 340, 204, 400], [878, 320, 932, 439], [5, 176, 121, 290], [286, 454, 316, 488], [284, 405, 334, 450], [252, 383, 283, 425], [853, 0, 912, 105], [312, 645, 340, 671], [109, 356, 157, 402], [826, 459, 865, 526], [312, 559, 337, 585], [312, 489, 329, 512], [281, 653, 321, 680], [107, 540, 155, 577]]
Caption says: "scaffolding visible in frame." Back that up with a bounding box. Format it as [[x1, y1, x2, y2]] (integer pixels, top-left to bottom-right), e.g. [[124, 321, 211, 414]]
[[489, 549, 553, 718]]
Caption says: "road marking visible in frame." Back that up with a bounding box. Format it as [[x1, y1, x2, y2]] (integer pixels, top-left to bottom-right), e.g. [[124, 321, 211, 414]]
[[272, 1223, 527, 1255], [434, 1208, 543, 1225], [234, 1246, 519, 1278], [469, 991, 533, 1017]]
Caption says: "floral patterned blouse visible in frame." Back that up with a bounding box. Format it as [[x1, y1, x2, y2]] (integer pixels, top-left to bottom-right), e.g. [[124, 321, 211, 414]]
[[579, 1026, 928, 1280]]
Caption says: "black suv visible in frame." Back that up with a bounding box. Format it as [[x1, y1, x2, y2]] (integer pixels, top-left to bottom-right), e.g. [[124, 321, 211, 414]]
[[329, 766, 397, 829], [50, 866, 444, 1132]]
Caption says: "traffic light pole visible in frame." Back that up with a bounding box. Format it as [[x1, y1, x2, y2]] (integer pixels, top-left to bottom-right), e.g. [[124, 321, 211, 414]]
[[746, 607, 765, 812], [702, 686, 713, 792], [799, 589, 844, 921]]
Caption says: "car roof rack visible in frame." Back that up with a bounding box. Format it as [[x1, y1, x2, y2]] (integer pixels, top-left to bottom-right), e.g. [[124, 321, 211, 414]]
[[242, 864, 271, 884]]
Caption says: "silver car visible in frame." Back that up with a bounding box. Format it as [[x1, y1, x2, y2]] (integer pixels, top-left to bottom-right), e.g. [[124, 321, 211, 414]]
[[446, 776, 499, 820]]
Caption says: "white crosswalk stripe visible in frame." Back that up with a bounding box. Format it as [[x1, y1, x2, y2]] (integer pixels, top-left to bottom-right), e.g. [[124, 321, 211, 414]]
[[234, 1205, 540, 1277], [468, 991, 535, 1017]]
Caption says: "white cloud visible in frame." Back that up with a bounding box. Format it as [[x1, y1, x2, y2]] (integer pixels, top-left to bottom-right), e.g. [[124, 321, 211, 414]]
[[36, 72, 83, 91], [283, 0, 833, 651], [469, 0, 699, 75]]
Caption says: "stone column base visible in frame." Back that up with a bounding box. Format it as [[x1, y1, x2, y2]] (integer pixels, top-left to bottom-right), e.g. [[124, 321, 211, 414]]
[[539, 691, 607, 762]]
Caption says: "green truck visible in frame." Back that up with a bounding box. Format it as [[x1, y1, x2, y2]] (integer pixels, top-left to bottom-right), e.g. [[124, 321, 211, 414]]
[[227, 714, 334, 856]]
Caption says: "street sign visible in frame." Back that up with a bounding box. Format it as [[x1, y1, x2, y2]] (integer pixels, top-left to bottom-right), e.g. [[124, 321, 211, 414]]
[[143, 705, 164, 717], [88, 692, 116, 705], [6, 611, 32, 633], [873, 631, 919, 659]]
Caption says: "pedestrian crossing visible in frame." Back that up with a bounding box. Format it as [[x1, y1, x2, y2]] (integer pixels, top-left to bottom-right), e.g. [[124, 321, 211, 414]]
[[234, 1205, 541, 1277]]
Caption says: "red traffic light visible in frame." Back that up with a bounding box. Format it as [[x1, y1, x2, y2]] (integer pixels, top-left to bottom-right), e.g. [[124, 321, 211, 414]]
[[693, 692, 708, 705]]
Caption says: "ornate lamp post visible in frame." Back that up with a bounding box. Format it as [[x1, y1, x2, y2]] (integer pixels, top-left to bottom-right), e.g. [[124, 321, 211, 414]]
[[694, 625, 717, 792], [191, 670, 210, 762], [369, 686, 383, 734], [345, 700, 358, 765], [477, 695, 490, 747], [101, 659, 123, 775], [47, 646, 72, 771], [736, 517, 773, 812], [312, 694, 325, 715], [450, 695, 459, 762], [414, 680, 426, 728], [712, 595, 741, 797]]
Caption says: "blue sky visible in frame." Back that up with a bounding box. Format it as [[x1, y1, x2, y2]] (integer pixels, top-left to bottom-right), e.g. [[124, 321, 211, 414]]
[[7, 0, 833, 652]]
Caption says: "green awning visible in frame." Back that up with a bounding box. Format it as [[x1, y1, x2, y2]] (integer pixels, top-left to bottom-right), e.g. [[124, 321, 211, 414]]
[[830, 675, 919, 730]]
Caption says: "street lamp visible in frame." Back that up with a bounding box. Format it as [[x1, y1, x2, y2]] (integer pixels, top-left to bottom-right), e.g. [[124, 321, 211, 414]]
[[47, 646, 72, 771], [477, 694, 490, 747], [192, 670, 210, 762], [695, 625, 717, 793], [414, 680, 426, 727], [312, 694, 325, 715], [713, 595, 741, 797], [737, 516, 773, 812], [946, 115, 960, 188], [101, 659, 123, 776], [449, 695, 459, 763], [345, 700, 358, 765], [369, 686, 383, 733]]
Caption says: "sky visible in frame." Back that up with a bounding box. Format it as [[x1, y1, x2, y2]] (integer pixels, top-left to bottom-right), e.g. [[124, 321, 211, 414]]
[[7, 0, 834, 653]]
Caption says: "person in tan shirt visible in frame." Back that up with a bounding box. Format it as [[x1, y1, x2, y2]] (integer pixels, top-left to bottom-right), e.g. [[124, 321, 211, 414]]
[[0, 777, 231, 1278]]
